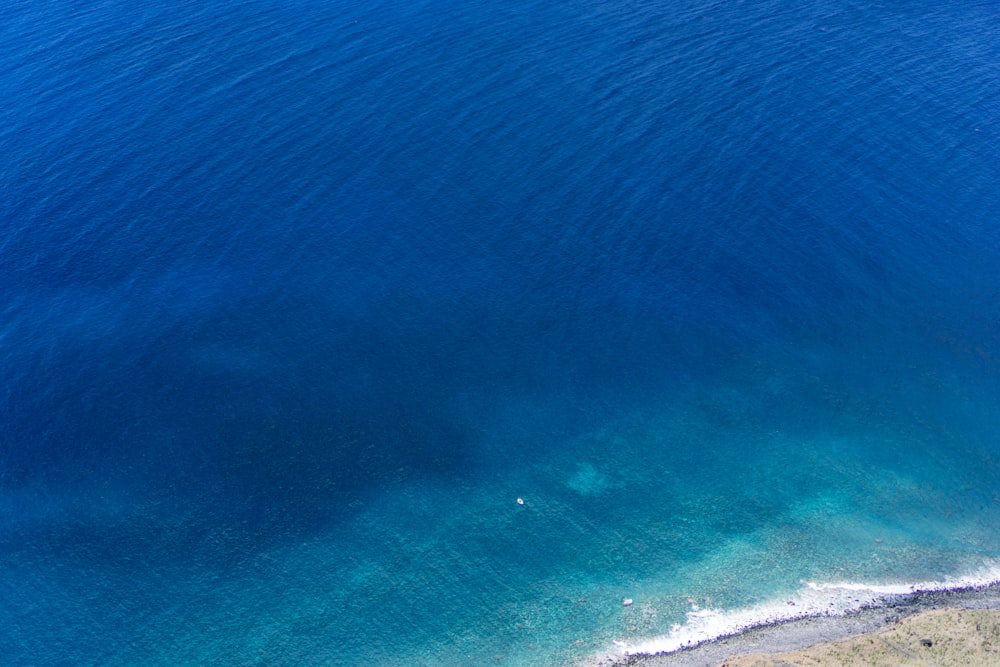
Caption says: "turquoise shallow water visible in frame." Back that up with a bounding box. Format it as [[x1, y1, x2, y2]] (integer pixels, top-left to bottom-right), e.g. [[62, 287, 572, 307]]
[[10, 337, 998, 665], [3, 0, 1000, 664]]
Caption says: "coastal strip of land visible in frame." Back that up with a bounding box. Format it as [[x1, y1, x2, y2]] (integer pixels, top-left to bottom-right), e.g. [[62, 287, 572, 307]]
[[602, 584, 1000, 667]]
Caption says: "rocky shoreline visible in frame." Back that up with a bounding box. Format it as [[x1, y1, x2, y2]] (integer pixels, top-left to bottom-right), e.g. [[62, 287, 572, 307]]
[[602, 583, 1000, 666]]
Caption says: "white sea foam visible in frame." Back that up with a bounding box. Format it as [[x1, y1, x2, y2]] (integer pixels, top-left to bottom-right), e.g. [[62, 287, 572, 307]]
[[604, 561, 1000, 659]]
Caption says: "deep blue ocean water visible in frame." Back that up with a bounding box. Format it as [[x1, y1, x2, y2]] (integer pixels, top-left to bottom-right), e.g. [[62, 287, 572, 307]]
[[3, 0, 1000, 664]]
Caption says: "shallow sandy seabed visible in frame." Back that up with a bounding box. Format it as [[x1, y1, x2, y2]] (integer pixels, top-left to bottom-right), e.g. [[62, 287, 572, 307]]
[[600, 585, 1000, 667]]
